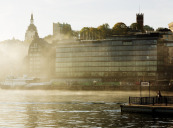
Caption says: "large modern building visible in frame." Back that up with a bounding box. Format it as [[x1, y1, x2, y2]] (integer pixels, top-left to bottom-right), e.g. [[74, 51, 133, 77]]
[[55, 33, 168, 84]]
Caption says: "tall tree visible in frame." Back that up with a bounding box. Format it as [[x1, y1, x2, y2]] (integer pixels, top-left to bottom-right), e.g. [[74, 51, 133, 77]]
[[62, 23, 72, 36], [130, 23, 138, 30], [97, 23, 111, 39], [112, 22, 128, 35], [89, 27, 98, 40], [72, 30, 80, 39], [143, 25, 154, 32], [80, 27, 90, 40], [156, 27, 171, 32]]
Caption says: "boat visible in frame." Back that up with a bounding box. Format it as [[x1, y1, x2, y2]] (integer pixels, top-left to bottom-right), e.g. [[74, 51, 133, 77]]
[[1, 75, 51, 89]]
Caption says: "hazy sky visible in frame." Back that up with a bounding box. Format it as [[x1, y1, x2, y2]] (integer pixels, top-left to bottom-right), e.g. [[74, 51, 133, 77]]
[[0, 0, 172, 41]]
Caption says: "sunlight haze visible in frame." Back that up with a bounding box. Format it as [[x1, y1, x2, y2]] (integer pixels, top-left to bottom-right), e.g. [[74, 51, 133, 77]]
[[0, 0, 172, 41]]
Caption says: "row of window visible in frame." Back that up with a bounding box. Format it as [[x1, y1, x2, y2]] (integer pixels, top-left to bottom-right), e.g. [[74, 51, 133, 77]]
[[56, 51, 157, 58], [30, 61, 40, 64], [56, 40, 157, 48], [29, 48, 41, 52], [29, 70, 40, 73], [55, 72, 156, 78], [56, 45, 157, 53], [56, 61, 157, 67], [56, 56, 157, 62], [29, 65, 40, 69], [30, 58, 41, 61], [30, 43, 38, 48], [29, 53, 40, 57], [56, 66, 157, 72]]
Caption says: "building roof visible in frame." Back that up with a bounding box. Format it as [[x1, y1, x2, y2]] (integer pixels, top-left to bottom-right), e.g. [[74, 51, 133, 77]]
[[27, 24, 37, 32], [30, 36, 50, 47]]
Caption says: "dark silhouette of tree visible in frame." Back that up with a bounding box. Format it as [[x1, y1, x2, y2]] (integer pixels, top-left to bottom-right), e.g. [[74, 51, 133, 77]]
[[130, 23, 154, 32], [112, 22, 128, 35], [156, 27, 171, 32], [44, 35, 53, 43], [97, 23, 111, 39], [80, 27, 90, 40], [72, 30, 80, 39], [144, 25, 154, 32], [89, 27, 98, 40], [130, 23, 138, 30], [62, 23, 72, 36], [80, 23, 111, 40]]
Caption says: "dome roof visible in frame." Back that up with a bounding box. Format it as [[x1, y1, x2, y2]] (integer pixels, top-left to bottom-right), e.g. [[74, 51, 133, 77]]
[[27, 24, 37, 31]]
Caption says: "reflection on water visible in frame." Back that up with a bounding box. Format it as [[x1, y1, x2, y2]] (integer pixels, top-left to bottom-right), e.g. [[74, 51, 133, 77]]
[[0, 90, 172, 127]]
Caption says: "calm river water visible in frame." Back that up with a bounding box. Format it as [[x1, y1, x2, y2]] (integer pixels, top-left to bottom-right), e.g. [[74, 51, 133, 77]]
[[0, 90, 172, 128]]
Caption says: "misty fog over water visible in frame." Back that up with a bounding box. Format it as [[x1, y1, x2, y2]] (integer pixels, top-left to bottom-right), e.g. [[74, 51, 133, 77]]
[[0, 90, 172, 127], [0, 39, 28, 80]]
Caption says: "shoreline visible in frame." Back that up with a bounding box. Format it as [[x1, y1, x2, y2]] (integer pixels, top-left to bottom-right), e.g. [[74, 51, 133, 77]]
[[0, 85, 173, 91]]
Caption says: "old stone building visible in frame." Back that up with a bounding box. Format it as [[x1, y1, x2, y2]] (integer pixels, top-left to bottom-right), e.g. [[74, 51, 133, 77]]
[[136, 13, 144, 32], [28, 32, 54, 78], [25, 14, 38, 42]]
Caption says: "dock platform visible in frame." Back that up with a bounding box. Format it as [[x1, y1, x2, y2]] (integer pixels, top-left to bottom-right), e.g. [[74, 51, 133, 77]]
[[121, 96, 173, 114], [120, 104, 173, 114]]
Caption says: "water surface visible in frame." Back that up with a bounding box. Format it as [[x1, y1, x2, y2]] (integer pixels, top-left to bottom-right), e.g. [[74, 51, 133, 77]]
[[0, 90, 172, 128]]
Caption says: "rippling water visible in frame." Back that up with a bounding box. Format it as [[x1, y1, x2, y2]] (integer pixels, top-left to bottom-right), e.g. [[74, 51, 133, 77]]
[[0, 90, 172, 128]]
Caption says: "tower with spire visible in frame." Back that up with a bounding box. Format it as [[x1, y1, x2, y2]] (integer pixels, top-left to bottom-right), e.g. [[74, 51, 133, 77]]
[[30, 13, 34, 24], [136, 0, 144, 32], [136, 13, 144, 32], [25, 13, 38, 42]]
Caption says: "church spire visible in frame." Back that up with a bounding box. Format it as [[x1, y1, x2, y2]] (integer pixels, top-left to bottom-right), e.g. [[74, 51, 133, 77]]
[[30, 13, 34, 24]]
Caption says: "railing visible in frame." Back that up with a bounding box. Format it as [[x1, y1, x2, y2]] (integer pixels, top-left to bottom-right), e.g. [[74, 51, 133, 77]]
[[129, 96, 173, 106]]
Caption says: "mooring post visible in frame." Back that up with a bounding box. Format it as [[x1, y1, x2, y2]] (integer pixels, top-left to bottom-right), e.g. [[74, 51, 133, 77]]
[[165, 97, 167, 106], [153, 97, 154, 106]]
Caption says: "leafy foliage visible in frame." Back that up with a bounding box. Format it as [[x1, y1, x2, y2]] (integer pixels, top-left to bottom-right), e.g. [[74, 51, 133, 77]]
[[97, 23, 111, 39], [80, 24, 111, 40], [143, 25, 154, 31], [130, 23, 138, 30], [61, 23, 72, 36], [112, 22, 128, 35], [156, 27, 171, 32]]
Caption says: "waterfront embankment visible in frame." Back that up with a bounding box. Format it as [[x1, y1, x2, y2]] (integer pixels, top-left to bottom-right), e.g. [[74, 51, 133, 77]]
[[0, 85, 173, 91]]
